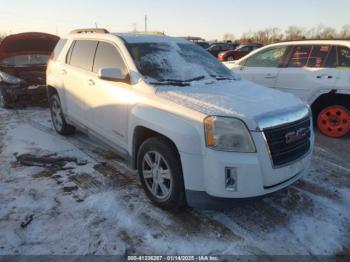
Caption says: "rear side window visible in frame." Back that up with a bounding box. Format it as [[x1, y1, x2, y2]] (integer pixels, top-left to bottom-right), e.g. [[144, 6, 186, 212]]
[[93, 42, 127, 74], [306, 45, 330, 68], [288, 46, 312, 67], [69, 40, 98, 71], [245, 47, 287, 67], [338, 46, 350, 67], [51, 39, 67, 61]]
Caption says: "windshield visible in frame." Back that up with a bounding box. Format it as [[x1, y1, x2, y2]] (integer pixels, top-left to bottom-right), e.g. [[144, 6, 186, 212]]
[[126, 42, 234, 83], [0, 55, 49, 66]]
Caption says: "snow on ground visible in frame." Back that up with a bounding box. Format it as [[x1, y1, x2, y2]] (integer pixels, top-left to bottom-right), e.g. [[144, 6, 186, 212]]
[[0, 107, 349, 255]]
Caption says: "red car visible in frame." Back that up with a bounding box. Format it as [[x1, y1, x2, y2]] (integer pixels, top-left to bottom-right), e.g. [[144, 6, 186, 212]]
[[0, 32, 59, 108], [218, 44, 263, 61]]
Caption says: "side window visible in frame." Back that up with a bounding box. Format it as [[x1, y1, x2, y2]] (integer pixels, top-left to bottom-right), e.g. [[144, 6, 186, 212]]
[[307, 45, 330, 68], [245, 47, 287, 67], [287, 45, 312, 68], [69, 40, 98, 71], [50, 39, 67, 61], [239, 46, 250, 52], [325, 46, 337, 68], [210, 45, 219, 52], [93, 42, 127, 74], [338, 46, 350, 67]]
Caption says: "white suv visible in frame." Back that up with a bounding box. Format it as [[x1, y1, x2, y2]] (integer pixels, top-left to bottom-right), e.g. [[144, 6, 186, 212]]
[[46, 29, 314, 209], [226, 40, 350, 138]]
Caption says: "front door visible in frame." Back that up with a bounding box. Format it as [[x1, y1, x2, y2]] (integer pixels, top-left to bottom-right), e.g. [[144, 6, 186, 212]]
[[233, 46, 288, 88]]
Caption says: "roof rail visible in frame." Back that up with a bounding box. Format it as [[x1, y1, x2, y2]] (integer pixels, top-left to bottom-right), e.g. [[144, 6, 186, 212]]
[[70, 28, 109, 35]]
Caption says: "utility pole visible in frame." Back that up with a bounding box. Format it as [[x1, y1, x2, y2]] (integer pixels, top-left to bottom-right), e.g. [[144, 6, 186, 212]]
[[145, 15, 148, 32]]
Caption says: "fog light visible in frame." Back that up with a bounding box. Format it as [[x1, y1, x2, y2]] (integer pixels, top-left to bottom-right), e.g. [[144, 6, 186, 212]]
[[225, 167, 237, 191]]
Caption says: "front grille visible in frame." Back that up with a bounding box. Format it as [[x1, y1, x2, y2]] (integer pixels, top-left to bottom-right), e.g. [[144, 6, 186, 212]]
[[264, 117, 311, 167]]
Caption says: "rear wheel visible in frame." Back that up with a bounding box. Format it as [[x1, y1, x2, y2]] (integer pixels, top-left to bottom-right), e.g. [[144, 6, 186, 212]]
[[317, 105, 350, 138], [50, 94, 75, 135], [137, 137, 186, 209]]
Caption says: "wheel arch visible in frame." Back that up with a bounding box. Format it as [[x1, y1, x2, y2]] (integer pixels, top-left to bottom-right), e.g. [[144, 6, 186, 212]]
[[311, 91, 350, 119], [132, 126, 181, 170]]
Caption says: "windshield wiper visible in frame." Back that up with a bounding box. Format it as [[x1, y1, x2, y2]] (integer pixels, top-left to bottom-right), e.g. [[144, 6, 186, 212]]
[[210, 75, 235, 81], [149, 81, 191, 87], [149, 76, 206, 86]]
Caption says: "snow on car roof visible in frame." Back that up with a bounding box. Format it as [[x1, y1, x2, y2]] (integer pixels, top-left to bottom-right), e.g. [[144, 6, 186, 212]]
[[113, 33, 189, 44]]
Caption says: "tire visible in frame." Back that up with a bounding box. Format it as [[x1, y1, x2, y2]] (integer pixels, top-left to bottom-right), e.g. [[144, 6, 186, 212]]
[[137, 137, 186, 209], [50, 94, 75, 135], [0, 87, 11, 109], [316, 105, 350, 138]]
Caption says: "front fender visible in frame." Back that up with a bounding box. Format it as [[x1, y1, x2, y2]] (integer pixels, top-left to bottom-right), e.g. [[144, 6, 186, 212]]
[[128, 105, 204, 155]]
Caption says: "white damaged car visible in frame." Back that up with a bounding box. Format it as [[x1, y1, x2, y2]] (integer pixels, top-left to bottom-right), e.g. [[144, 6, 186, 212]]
[[46, 29, 314, 209]]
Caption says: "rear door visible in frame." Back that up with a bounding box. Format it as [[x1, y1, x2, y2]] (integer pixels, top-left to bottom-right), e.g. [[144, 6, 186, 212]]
[[87, 41, 130, 147], [233, 46, 287, 87], [275, 45, 338, 103], [64, 40, 98, 126]]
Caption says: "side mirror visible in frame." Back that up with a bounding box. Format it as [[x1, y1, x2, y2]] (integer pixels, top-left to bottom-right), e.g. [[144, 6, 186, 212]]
[[98, 68, 129, 83]]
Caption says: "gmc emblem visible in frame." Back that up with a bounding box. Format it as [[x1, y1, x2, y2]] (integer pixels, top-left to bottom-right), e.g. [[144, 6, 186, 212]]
[[285, 128, 307, 144]]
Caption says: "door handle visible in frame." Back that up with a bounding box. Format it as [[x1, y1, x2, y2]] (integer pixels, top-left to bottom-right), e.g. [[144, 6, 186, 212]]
[[264, 74, 276, 79], [328, 76, 333, 79], [88, 79, 95, 86]]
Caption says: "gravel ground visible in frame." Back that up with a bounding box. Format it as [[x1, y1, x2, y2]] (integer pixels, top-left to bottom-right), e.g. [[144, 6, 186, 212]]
[[0, 107, 349, 255]]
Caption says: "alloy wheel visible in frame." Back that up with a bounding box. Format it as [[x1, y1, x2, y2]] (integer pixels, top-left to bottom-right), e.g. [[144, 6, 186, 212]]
[[142, 151, 173, 200], [51, 99, 63, 131]]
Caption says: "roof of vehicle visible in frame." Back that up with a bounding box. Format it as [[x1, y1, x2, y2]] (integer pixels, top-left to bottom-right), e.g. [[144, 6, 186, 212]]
[[266, 39, 350, 47], [68, 28, 190, 44], [113, 33, 189, 44]]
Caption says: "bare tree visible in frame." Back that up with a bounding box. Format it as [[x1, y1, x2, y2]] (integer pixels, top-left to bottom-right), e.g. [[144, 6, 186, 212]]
[[339, 24, 350, 38], [285, 26, 306, 41], [225, 24, 347, 44], [223, 33, 235, 42]]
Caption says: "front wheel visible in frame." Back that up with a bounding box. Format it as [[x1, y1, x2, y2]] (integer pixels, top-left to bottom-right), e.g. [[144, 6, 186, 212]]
[[137, 137, 186, 209], [317, 105, 350, 138], [50, 94, 75, 135]]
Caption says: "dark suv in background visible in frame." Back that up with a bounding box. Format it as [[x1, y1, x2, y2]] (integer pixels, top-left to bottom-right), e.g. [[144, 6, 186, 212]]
[[207, 42, 238, 58], [0, 32, 59, 108]]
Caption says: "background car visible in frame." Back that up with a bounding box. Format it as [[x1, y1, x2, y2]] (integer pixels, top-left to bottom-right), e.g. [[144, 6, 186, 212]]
[[218, 43, 263, 61], [206, 42, 239, 58], [0, 32, 59, 108], [227, 40, 350, 138]]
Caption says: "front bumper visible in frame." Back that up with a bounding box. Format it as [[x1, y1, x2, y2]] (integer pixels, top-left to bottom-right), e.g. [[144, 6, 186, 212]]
[[0, 83, 47, 106], [180, 130, 314, 209]]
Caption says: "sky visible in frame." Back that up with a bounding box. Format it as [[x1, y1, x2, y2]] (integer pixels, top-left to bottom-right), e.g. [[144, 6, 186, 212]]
[[0, 0, 349, 40]]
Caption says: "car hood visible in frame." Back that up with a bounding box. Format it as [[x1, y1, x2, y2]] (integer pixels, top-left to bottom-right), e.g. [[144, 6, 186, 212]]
[[155, 79, 307, 130], [0, 32, 59, 60]]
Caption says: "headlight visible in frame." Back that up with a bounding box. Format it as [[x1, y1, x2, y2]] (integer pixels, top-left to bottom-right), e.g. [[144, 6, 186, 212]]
[[0, 71, 23, 84], [204, 116, 256, 152]]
